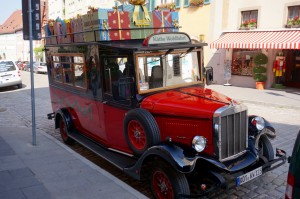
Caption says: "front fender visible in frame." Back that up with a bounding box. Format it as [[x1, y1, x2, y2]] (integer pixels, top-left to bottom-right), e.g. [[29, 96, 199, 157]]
[[249, 115, 276, 139], [124, 144, 196, 180], [124, 143, 258, 180]]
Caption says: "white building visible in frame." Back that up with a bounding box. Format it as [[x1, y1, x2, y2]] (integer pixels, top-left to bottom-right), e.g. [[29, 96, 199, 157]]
[[48, 0, 115, 20]]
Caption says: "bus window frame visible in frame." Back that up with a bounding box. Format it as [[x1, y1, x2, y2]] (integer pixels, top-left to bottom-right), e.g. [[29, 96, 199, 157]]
[[50, 53, 87, 91], [135, 48, 203, 95]]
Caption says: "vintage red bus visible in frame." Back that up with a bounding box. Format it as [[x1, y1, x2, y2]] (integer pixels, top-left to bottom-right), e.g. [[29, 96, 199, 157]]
[[46, 32, 286, 198]]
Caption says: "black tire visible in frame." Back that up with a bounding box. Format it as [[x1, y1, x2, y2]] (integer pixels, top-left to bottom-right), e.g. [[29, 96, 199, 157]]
[[149, 161, 190, 199], [59, 117, 74, 145], [258, 135, 274, 161], [17, 84, 22, 89], [124, 108, 160, 156]]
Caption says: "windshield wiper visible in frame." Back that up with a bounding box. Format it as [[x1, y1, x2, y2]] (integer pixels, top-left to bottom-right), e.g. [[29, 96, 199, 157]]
[[179, 47, 195, 58]]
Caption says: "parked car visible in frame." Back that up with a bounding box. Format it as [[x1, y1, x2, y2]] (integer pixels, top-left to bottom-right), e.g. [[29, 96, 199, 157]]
[[19, 61, 29, 71], [24, 62, 31, 72], [0, 60, 22, 89], [286, 129, 300, 199], [33, 62, 47, 74]]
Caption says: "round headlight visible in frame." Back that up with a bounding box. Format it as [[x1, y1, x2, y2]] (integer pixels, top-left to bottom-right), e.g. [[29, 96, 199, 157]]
[[251, 116, 265, 130], [192, 136, 207, 152]]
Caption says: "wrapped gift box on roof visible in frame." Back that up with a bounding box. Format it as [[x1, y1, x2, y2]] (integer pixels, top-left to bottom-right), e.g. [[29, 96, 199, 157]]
[[83, 8, 96, 42], [44, 20, 57, 45], [107, 10, 131, 40], [152, 10, 173, 34], [60, 19, 73, 43], [83, 7, 113, 42], [72, 15, 84, 43], [53, 17, 63, 44]]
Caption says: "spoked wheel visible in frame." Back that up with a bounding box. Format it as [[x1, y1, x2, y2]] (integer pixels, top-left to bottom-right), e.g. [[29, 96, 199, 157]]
[[150, 162, 190, 199], [124, 108, 160, 156], [127, 120, 146, 150], [59, 118, 74, 145], [258, 135, 274, 161]]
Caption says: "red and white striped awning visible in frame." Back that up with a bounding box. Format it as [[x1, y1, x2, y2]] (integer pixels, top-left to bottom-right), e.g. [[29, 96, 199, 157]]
[[210, 30, 300, 49]]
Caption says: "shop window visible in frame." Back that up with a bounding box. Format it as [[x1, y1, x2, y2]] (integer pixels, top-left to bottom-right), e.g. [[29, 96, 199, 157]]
[[231, 49, 261, 76], [287, 6, 300, 26], [240, 10, 258, 29]]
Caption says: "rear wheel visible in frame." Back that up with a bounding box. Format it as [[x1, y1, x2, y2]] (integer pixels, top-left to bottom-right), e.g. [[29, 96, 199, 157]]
[[59, 118, 74, 145], [17, 84, 22, 89], [150, 161, 190, 199]]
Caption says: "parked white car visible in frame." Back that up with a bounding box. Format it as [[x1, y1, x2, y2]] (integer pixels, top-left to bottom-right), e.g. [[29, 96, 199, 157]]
[[0, 60, 22, 89], [33, 62, 47, 74]]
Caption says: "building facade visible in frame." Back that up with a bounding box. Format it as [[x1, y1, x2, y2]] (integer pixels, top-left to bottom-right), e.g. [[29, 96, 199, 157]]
[[209, 0, 300, 89]]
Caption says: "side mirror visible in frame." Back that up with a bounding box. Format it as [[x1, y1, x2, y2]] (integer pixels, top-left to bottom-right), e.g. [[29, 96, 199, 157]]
[[205, 66, 213, 85]]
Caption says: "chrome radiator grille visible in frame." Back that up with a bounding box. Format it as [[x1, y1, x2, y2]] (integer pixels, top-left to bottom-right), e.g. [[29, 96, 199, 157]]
[[214, 104, 248, 162]]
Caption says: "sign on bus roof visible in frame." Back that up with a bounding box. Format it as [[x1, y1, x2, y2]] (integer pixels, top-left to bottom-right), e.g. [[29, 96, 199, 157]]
[[146, 33, 191, 46]]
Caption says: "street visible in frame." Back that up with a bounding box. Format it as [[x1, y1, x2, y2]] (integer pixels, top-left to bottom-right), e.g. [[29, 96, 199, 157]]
[[0, 70, 300, 198]]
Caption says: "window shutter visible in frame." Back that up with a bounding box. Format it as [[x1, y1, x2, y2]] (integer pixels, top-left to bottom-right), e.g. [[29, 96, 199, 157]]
[[204, 0, 210, 4], [175, 0, 181, 8], [147, 0, 156, 11], [151, 0, 156, 11], [183, 0, 189, 7]]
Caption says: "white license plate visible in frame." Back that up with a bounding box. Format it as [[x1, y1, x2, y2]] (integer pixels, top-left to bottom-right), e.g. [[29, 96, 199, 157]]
[[236, 166, 262, 186]]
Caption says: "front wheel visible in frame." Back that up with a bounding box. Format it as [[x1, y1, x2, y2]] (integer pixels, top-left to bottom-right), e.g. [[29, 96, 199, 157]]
[[150, 161, 190, 199], [124, 108, 160, 156], [258, 135, 274, 161], [59, 118, 74, 145]]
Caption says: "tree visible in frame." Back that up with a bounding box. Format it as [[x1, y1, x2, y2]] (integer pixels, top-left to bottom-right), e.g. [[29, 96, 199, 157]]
[[34, 46, 44, 62]]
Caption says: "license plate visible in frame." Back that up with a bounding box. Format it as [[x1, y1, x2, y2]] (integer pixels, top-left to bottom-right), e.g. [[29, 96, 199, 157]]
[[236, 167, 262, 186]]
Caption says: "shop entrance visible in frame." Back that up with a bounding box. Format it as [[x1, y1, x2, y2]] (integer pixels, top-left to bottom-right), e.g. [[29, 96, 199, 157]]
[[284, 50, 300, 88]]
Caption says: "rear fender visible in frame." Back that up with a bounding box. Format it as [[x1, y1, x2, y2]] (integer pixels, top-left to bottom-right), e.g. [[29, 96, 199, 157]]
[[55, 108, 74, 131]]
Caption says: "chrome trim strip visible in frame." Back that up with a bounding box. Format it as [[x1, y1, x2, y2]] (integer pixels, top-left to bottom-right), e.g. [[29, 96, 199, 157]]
[[108, 148, 134, 157]]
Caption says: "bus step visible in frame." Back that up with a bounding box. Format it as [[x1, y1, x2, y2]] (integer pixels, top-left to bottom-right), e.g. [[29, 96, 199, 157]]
[[68, 130, 137, 170]]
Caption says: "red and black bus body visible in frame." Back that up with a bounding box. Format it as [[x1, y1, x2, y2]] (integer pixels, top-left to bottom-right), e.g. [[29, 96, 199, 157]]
[[46, 33, 286, 198]]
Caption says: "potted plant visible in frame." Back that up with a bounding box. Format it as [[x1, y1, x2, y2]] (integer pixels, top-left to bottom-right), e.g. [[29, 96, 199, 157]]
[[189, 0, 204, 7], [239, 20, 249, 30], [248, 18, 257, 29], [253, 53, 268, 90]]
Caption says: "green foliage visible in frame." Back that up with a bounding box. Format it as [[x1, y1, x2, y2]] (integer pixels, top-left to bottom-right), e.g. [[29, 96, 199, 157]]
[[253, 73, 267, 82], [254, 53, 268, 65], [34, 46, 44, 62], [253, 66, 267, 74], [253, 53, 268, 82]]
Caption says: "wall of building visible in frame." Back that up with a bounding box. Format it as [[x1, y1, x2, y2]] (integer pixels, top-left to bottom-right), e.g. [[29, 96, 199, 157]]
[[48, 0, 64, 20], [207, 0, 300, 88]]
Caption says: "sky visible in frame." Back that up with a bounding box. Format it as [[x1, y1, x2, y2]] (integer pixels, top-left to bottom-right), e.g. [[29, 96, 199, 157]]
[[0, 0, 21, 25]]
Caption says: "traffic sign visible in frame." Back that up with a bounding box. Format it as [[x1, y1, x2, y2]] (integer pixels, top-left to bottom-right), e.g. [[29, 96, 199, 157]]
[[22, 0, 41, 40]]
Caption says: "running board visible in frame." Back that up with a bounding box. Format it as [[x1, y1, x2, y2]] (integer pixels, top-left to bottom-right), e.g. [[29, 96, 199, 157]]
[[68, 131, 137, 171]]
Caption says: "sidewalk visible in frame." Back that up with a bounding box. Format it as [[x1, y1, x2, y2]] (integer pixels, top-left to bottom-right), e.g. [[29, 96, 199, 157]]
[[207, 84, 300, 110], [0, 126, 148, 199]]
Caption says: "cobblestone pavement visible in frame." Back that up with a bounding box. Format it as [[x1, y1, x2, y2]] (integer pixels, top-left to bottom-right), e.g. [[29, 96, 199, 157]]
[[1, 71, 300, 199]]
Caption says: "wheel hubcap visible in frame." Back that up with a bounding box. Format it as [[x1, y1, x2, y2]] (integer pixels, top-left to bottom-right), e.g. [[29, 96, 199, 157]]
[[153, 170, 173, 199], [128, 120, 146, 150]]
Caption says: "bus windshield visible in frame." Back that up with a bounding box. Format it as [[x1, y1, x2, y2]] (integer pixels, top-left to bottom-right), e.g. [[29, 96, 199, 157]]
[[136, 49, 202, 94]]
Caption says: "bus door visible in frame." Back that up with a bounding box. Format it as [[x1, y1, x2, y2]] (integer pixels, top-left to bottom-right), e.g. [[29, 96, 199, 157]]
[[80, 55, 106, 142], [101, 56, 134, 153]]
